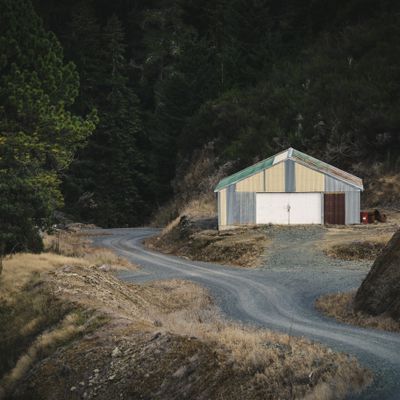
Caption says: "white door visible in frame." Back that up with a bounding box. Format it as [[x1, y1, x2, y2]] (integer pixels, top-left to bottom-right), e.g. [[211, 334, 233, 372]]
[[256, 193, 322, 225]]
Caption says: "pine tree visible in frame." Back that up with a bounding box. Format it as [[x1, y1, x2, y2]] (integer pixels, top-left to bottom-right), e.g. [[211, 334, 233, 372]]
[[64, 15, 149, 227], [66, 2, 104, 114], [0, 0, 96, 261]]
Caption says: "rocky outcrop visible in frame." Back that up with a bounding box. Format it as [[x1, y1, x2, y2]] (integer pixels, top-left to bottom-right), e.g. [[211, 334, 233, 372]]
[[354, 229, 400, 320]]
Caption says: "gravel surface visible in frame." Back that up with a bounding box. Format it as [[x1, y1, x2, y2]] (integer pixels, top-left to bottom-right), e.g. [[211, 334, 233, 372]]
[[92, 227, 400, 400]]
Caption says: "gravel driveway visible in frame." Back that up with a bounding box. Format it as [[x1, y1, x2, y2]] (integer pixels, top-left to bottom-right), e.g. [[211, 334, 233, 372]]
[[92, 227, 400, 400]]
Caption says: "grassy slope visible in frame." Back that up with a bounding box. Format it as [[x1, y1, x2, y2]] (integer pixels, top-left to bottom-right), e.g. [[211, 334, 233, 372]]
[[317, 218, 400, 332], [316, 292, 400, 333], [0, 233, 372, 400], [146, 216, 269, 267]]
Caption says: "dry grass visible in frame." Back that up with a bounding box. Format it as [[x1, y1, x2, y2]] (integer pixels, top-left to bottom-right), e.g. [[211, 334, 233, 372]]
[[147, 217, 267, 268], [325, 240, 387, 261], [0, 240, 372, 399], [316, 292, 400, 333], [1, 252, 88, 295], [0, 253, 108, 399], [321, 224, 396, 262], [43, 231, 137, 271], [180, 195, 217, 219], [0, 311, 87, 395], [157, 306, 369, 397], [1, 231, 136, 296], [150, 144, 228, 227], [363, 174, 400, 209], [0, 232, 133, 399], [39, 264, 371, 399], [151, 193, 217, 227]]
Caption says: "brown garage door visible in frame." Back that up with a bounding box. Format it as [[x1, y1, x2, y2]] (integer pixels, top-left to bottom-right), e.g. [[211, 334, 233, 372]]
[[324, 193, 345, 225]]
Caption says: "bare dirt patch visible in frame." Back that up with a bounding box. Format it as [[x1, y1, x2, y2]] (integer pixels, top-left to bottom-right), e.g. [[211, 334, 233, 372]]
[[316, 292, 400, 333], [146, 215, 268, 267]]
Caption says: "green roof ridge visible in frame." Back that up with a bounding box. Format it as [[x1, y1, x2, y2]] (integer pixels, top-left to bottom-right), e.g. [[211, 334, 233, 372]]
[[214, 154, 275, 191]]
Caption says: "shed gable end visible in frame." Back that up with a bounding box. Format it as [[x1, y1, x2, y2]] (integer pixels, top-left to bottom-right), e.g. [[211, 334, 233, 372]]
[[295, 162, 325, 192]]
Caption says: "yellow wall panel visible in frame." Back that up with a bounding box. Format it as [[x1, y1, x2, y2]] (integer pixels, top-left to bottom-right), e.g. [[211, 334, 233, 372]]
[[265, 162, 285, 192], [295, 163, 324, 192], [236, 171, 264, 192], [219, 189, 227, 226]]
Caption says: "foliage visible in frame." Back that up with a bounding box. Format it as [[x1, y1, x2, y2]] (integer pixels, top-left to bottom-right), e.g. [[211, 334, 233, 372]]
[[0, 0, 96, 256], [5, 0, 400, 231], [63, 13, 151, 227]]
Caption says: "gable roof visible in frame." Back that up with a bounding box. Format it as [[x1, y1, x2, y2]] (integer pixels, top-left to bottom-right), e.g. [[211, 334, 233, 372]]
[[214, 147, 363, 192]]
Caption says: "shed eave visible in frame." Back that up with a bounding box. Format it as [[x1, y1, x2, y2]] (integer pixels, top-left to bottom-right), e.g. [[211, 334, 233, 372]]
[[214, 159, 287, 192], [292, 158, 363, 191]]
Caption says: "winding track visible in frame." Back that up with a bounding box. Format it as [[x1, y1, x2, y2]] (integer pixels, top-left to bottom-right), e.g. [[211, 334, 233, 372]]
[[93, 228, 400, 400]]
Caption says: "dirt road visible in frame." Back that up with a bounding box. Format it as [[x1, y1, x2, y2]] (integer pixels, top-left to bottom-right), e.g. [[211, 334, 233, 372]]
[[93, 227, 400, 400]]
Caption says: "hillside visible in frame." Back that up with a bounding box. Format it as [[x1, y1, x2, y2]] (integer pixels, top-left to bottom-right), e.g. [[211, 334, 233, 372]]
[[0, 233, 372, 399]]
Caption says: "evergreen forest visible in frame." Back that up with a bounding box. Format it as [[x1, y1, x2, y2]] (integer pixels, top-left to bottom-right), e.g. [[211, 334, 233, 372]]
[[1, 0, 400, 254]]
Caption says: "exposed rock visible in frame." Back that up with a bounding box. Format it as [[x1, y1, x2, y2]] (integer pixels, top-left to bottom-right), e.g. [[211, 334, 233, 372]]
[[173, 365, 188, 378], [98, 264, 112, 272], [354, 229, 400, 320], [112, 347, 121, 357], [62, 265, 74, 273], [65, 222, 98, 232], [150, 332, 162, 341]]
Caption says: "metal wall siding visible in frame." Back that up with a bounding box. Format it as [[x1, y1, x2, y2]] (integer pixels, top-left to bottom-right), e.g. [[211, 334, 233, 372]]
[[285, 160, 296, 192], [265, 162, 285, 192], [345, 191, 360, 224], [236, 171, 264, 192], [218, 189, 227, 226], [226, 184, 236, 225], [295, 163, 324, 192], [325, 175, 355, 192], [325, 175, 360, 224], [222, 185, 256, 225], [237, 192, 256, 224], [217, 191, 220, 225]]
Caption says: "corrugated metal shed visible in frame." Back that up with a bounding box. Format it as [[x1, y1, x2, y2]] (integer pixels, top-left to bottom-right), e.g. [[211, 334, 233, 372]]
[[215, 148, 363, 227]]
